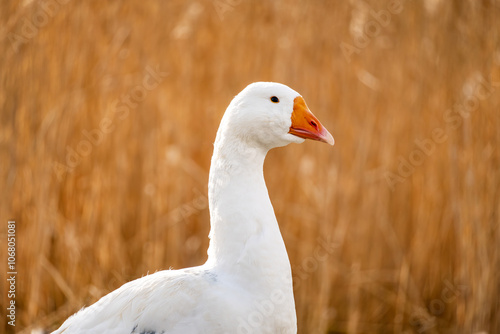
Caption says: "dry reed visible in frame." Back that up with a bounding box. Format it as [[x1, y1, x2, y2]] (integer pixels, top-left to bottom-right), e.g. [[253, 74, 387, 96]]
[[1, 0, 499, 333]]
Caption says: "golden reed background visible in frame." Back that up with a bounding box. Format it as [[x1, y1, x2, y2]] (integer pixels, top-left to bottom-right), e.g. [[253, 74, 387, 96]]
[[1, 0, 500, 333]]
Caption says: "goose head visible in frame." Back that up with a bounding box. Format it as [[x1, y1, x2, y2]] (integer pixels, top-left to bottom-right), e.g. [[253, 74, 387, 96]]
[[218, 82, 334, 151]]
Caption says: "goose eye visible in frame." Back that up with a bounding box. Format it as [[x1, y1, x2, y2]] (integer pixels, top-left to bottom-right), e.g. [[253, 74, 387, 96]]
[[270, 96, 279, 103]]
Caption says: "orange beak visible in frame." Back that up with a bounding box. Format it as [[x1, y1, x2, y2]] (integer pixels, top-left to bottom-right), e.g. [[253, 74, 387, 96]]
[[289, 96, 334, 145]]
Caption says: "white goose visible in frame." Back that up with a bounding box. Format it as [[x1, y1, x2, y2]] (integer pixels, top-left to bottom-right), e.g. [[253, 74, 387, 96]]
[[53, 82, 334, 334]]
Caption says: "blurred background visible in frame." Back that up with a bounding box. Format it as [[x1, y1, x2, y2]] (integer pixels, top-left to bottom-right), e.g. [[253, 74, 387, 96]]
[[1, 0, 500, 333]]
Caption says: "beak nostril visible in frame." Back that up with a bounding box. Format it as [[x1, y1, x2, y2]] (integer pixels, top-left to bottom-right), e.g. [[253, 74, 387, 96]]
[[310, 120, 318, 129]]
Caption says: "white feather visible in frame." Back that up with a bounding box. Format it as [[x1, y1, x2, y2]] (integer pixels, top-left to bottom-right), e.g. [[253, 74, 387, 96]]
[[53, 82, 317, 334]]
